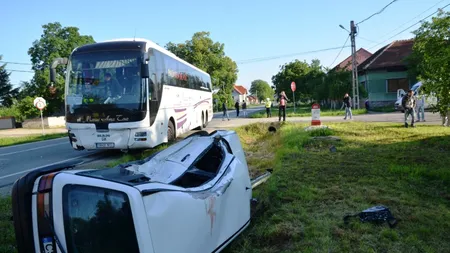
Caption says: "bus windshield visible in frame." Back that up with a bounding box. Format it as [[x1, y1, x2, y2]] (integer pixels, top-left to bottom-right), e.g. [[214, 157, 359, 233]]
[[66, 50, 147, 123]]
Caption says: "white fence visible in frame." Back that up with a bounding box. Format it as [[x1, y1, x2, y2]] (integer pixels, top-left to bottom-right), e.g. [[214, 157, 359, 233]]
[[22, 116, 66, 129]]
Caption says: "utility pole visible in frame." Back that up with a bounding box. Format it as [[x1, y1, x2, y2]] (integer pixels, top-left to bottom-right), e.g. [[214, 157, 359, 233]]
[[350, 20, 360, 109]]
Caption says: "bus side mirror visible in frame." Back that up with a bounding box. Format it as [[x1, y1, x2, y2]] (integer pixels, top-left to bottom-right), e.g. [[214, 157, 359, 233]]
[[141, 63, 149, 78], [50, 58, 68, 83]]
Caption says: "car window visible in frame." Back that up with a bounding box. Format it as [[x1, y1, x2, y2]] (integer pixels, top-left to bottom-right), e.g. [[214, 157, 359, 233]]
[[62, 185, 139, 253]]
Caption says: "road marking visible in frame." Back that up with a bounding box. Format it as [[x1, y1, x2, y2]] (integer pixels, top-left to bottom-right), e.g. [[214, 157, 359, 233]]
[[0, 153, 93, 180], [0, 142, 67, 157], [0, 137, 67, 151]]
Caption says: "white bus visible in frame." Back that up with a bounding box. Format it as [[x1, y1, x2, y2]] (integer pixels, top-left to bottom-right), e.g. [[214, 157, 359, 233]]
[[50, 38, 213, 151]]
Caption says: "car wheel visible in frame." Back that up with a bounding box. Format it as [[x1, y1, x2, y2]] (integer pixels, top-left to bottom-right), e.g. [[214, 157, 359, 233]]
[[168, 120, 176, 143]]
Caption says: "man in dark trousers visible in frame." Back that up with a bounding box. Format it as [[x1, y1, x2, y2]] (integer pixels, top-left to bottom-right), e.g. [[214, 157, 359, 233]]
[[242, 100, 247, 117], [402, 89, 416, 128], [222, 100, 230, 121], [235, 100, 240, 117], [278, 91, 289, 122]]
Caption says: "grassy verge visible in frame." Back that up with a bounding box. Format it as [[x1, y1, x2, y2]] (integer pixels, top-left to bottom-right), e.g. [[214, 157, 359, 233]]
[[250, 107, 367, 118], [224, 122, 450, 253], [0, 133, 67, 147], [369, 105, 396, 113], [0, 197, 15, 253]]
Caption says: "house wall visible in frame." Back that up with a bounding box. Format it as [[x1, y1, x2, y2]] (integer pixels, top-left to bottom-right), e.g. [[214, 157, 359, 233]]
[[359, 70, 416, 107], [232, 91, 247, 103]]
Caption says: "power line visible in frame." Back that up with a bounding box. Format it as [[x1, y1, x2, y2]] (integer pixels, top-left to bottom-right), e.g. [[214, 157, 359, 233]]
[[328, 35, 350, 69], [357, 0, 399, 25], [359, 0, 446, 46], [368, 2, 450, 50], [5, 69, 34, 73], [0, 61, 32, 65], [236, 46, 351, 64]]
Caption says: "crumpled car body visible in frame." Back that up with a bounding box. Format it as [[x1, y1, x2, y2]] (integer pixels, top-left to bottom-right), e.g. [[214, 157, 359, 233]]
[[12, 130, 253, 253]]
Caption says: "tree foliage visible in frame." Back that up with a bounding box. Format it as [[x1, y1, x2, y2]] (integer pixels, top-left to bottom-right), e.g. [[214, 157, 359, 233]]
[[0, 56, 19, 107], [23, 22, 95, 115], [409, 10, 450, 116], [250, 79, 274, 101], [165, 31, 238, 107], [272, 58, 366, 106]]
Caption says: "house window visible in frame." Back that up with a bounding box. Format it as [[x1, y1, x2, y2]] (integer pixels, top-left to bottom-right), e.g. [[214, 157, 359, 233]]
[[387, 78, 409, 92]]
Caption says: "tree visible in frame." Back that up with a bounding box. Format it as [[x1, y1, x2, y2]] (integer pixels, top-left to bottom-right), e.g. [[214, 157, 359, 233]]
[[409, 10, 450, 118], [250, 79, 274, 101], [0, 56, 19, 107], [25, 22, 95, 114], [165, 31, 238, 107]]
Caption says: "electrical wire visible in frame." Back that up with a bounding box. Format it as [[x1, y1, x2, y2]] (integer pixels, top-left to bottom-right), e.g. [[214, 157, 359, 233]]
[[359, 0, 447, 46], [0, 61, 32, 65], [327, 35, 350, 69], [357, 0, 399, 25], [236, 46, 351, 64], [5, 69, 34, 73], [368, 2, 450, 51]]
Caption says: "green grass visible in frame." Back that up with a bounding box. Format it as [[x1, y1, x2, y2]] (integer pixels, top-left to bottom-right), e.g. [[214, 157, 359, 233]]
[[369, 105, 396, 113], [0, 133, 67, 147], [250, 106, 367, 118], [225, 122, 450, 253], [2, 123, 450, 252]]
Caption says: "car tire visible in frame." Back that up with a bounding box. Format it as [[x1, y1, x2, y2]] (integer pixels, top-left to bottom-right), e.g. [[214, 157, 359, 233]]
[[168, 120, 176, 143]]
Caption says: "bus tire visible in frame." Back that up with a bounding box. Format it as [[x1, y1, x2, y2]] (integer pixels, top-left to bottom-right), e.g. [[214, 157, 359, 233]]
[[203, 111, 208, 128], [168, 120, 176, 143], [201, 112, 205, 129]]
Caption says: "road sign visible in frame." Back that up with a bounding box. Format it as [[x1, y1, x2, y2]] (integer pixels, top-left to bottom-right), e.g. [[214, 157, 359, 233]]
[[311, 103, 321, 126], [33, 97, 47, 110], [33, 97, 47, 136], [291, 82, 296, 92]]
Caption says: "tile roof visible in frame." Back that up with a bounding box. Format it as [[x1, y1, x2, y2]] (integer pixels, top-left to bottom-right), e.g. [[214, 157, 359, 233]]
[[359, 39, 414, 71], [332, 48, 373, 71], [233, 85, 248, 95]]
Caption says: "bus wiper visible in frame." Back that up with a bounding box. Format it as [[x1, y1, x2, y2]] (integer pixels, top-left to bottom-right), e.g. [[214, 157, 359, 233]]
[[44, 211, 67, 253]]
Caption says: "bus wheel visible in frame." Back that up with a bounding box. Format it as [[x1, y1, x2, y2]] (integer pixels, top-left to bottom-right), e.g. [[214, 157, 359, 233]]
[[168, 120, 176, 142], [202, 111, 207, 128]]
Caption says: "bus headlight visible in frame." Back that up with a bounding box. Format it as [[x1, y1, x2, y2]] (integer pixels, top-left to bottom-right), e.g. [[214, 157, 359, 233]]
[[135, 132, 147, 137]]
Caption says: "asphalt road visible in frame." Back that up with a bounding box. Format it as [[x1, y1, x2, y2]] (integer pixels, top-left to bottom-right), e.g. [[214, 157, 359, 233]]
[[0, 138, 107, 195]]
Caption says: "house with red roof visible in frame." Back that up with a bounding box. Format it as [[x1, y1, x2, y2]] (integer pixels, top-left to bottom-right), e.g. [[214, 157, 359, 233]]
[[331, 48, 373, 72], [247, 95, 259, 104], [232, 85, 248, 103], [357, 39, 417, 107]]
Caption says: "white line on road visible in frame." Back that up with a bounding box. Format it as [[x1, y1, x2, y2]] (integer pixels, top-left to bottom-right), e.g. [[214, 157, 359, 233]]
[[0, 142, 67, 157], [0, 153, 93, 180], [0, 137, 67, 150]]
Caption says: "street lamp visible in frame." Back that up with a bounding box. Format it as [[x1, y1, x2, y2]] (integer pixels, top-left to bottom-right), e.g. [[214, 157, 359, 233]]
[[339, 24, 350, 34]]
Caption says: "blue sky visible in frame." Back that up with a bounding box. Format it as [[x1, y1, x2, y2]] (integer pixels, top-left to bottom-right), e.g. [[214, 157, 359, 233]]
[[1, 0, 447, 90]]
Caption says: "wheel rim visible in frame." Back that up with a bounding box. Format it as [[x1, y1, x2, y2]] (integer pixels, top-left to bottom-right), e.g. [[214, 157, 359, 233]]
[[168, 125, 174, 141]]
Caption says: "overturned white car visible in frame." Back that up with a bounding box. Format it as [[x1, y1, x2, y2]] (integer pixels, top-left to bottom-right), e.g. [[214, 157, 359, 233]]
[[12, 130, 271, 253]]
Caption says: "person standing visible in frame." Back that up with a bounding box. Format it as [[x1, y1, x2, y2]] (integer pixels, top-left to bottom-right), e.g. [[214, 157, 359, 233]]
[[342, 93, 353, 120], [265, 98, 272, 118], [242, 100, 247, 117], [235, 100, 240, 117], [278, 91, 289, 122], [222, 100, 230, 121], [402, 89, 416, 128], [416, 94, 425, 122]]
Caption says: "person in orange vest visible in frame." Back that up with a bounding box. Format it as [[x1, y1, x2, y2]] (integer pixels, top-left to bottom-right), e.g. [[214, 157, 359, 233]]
[[277, 91, 289, 122]]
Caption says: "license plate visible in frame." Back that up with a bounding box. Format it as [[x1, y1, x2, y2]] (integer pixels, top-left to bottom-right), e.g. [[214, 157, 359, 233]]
[[96, 143, 115, 148]]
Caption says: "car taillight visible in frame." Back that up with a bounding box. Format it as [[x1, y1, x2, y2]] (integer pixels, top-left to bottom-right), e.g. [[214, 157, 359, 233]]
[[37, 173, 58, 252]]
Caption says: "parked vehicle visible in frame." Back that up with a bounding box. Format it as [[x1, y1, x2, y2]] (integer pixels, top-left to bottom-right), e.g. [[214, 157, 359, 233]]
[[50, 38, 213, 151], [11, 130, 271, 253], [394, 81, 437, 112]]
